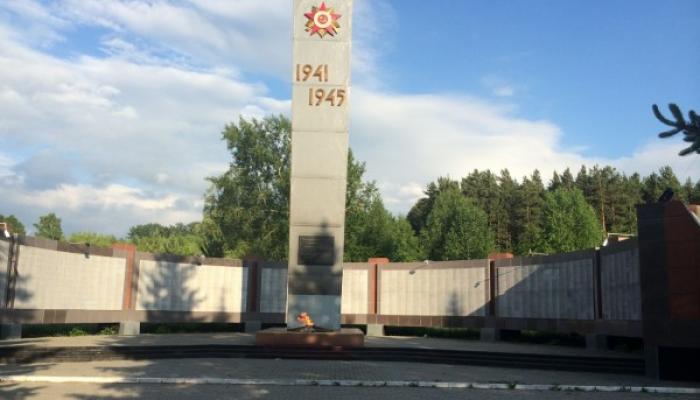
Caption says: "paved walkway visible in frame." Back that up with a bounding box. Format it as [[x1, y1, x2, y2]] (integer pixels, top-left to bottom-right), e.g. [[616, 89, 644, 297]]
[[0, 332, 641, 359], [0, 357, 698, 400], [0, 334, 696, 400], [3, 382, 697, 400]]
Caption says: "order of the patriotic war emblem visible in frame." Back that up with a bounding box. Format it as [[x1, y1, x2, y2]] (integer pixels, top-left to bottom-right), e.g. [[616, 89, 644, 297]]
[[305, 2, 341, 38]]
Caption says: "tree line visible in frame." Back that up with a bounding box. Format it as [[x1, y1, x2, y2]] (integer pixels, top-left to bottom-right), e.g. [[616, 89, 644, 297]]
[[407, 165, 698, 258], [2, 115, 698, 262]]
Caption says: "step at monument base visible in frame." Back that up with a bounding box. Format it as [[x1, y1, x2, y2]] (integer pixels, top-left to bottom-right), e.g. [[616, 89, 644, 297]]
[[255, 328, 364, 348]]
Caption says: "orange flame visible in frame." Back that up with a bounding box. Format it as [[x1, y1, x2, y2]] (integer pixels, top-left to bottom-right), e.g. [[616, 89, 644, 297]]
[[296, 312, 314, 328]]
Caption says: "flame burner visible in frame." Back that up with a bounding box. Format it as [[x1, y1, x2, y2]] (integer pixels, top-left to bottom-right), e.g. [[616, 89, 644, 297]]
[[289, 312, 334, 332]]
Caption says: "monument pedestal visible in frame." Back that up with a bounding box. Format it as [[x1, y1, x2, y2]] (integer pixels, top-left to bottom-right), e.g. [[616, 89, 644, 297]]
[[255, 328, 364, 348]]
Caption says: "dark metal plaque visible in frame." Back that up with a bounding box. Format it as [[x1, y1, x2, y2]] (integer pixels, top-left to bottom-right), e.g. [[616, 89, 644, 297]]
[[298, 235, 335, 266]]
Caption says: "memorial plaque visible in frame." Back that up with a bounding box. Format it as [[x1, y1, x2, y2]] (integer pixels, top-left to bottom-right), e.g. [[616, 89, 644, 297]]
[[298, 235, 335, 266]]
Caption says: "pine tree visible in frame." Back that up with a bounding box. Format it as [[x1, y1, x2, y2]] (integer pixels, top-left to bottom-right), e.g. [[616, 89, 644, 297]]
[[496, 169, 518, 252], [641, 172, 662, 203], [642, 166, 681, 203], [681, 178, 696, 204], [560, 168, 575, 189], [540, 188, 603, 253], [658, 166, 682, 195], [421, 188, 493, 260], [549, 171, 562, 191], [514, 171, 545, 255], [461, 170, 503, 250], [615, 173, 643, 234], [407, 177, 459, 234]]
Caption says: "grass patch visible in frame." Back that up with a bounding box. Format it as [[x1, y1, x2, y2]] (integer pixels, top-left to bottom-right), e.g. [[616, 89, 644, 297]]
[[21, 322, 243, 338], [22, 324, 120, 338]]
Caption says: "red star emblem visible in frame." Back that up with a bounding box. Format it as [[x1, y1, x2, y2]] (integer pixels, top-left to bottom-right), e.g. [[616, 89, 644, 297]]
[[304, 2, 341, 38]]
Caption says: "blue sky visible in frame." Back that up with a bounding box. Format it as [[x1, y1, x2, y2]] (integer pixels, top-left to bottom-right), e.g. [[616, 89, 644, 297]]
[[387, 1, 700, 156], [0, 0, 698, 235]]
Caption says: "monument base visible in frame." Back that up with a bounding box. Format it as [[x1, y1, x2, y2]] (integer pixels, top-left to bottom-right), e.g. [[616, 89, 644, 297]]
[[255, 328, 364, 348]]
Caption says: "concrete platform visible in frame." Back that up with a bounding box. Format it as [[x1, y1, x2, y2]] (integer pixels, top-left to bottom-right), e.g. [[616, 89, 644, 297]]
[[0, 333, 639, 359], [255, 328, 364, 348]]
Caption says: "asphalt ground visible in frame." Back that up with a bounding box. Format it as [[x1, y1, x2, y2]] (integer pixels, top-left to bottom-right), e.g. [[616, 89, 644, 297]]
[[0, 332, 641, 358], [2, 382, 699, 400], [1, 333, 693, 399]]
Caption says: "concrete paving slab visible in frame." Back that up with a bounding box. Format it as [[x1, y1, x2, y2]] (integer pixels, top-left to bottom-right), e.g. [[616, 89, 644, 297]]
[[2, 382, 698, 400], [0, 333, 642, 360], [0, 358, 695, 388]]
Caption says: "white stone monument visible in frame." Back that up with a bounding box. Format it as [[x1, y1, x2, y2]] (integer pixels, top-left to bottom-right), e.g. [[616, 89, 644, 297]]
[[286, 0, 353, 330]]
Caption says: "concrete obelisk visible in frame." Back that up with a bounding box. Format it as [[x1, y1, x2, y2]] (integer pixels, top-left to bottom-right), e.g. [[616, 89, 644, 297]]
[[286, 0, 353, 330]]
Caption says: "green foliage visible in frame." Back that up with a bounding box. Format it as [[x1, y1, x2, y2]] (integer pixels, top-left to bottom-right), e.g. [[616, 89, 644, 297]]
[[539, 188, 603, 253], [68, 327, 88, 336], [198, 217, 225, 257], [641, 166, 681, 204], [33, 213, 63, 240], [338, 152, 422, 262], [128, 222, 202, 256], [406, 177, 459, 234], [68, 232, 119, 248], [680, 178, 700, 204], [497, 169, 519, 252], [204, 115, 291, 260], [0, 214, 25, 235], [461, 170, 506, 250], [410, 165, 693, 257], [514, 171, 545, 255], [386, 217, 423, 261], [98, 325, 118, 335], [203, 115, 415, 261], [22, 324, 118, 338], [344, 153, 388, 261], [421, 188, 493, 260]]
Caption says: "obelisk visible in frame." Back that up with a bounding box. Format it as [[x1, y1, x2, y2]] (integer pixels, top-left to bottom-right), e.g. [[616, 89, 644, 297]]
[[286, 0, 352, 330]]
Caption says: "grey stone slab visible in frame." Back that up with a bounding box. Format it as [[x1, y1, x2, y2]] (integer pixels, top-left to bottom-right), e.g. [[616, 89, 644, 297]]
[[291, 131, 348, 179], [286, 294, 341, 330], [289, 177, 347, 227], [366, 323, 384, 337], [288, 271, 342, 296], [118, 321, 140, 336], [291, 85, 350, 132], [244, 321, 262, 333], [292, 41, 351, 86]]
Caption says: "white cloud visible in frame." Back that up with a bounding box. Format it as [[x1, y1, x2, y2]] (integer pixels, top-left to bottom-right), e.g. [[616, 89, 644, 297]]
[[4, 182, 201, 236], [58, 0, 292, 77], [0, 17, 285, 234], [352, 0, 397, 87], [0, 0, 69, 47], [18, 183, 178, 211]]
